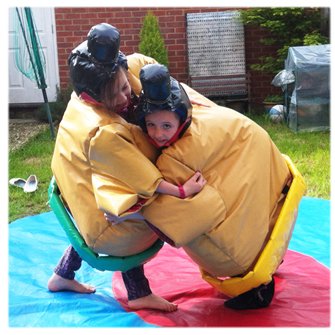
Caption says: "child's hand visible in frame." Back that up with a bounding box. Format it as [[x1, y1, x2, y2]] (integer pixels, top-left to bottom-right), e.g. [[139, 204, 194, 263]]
[[182, 171, 207, 197]]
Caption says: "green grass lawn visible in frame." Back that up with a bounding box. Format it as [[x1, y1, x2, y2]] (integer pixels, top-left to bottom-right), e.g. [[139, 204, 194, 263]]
[[9, 129, 55, 222], [8, 116, 330, 222], [249, 114, 330, 200]]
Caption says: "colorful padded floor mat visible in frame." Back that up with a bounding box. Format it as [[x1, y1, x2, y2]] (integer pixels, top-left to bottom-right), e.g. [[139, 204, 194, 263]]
[[8, 197, 330, 328]]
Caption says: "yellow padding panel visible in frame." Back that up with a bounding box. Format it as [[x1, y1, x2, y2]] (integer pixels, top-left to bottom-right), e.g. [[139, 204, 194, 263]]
[[201, 155, 306, 297]]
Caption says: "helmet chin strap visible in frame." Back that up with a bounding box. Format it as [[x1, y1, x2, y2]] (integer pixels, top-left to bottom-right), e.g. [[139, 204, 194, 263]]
[[80, 92, 103, 106], [148, 117, 191, 149]]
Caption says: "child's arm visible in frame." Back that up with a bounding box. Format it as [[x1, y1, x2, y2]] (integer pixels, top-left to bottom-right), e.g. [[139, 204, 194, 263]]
[[156, 171, 206, 198], [104, 171, 206, 224]]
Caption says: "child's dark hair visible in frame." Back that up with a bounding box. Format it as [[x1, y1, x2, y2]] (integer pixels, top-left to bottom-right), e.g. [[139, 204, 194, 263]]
[[101, 66, 128, 111]]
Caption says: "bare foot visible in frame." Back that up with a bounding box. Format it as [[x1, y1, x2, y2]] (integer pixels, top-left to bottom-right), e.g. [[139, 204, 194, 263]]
[[47, 273, 96, 294], [128, 294, 178, 312]]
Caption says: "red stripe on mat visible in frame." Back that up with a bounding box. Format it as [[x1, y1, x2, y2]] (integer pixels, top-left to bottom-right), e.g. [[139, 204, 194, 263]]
[[112, 244, 330, 327]]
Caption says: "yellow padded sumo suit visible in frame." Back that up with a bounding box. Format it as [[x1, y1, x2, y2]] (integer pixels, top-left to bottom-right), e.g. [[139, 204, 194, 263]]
[[141, 84, 293, 278], [51, 54, 162, 256]]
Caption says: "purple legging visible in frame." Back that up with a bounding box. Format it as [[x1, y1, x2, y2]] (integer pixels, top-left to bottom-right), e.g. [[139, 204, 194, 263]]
[[54, 245, 152, 300]]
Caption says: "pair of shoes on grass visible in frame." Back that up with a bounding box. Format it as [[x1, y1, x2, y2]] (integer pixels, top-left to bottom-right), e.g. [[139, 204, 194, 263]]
[[9, 175, 38, 193]]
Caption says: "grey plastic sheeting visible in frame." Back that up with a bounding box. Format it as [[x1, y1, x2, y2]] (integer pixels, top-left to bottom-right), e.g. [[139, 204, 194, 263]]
[[285, 44, 330, 132]]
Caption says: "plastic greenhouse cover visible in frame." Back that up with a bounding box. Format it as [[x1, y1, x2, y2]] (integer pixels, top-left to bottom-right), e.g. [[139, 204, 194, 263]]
[[284, 44, 330, 132], [285, 44, 330, 69]]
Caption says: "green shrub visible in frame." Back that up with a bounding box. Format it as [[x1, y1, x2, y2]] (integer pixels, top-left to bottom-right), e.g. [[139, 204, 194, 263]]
[[139, 11, 169, 66], [240, 8, 329, 73]]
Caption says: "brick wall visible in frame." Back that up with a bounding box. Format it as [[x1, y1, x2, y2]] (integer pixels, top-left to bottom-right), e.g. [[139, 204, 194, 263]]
[[55, 7, 281, 106]]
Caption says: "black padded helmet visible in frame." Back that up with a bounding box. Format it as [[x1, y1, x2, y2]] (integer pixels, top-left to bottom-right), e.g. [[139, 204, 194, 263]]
[[87, 22, 120, 64], [137, 64, 192, 132], [68, 23, 127, 102]]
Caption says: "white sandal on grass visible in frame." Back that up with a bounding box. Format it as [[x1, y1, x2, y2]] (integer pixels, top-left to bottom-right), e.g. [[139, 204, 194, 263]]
[[24, 175, 38, 193], [9, 178, 26, 189]]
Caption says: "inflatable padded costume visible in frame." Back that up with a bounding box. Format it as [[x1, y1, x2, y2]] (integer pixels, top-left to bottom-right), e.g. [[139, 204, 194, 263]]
[[52, 24, 162, 256], [137, 65, 305, 295]]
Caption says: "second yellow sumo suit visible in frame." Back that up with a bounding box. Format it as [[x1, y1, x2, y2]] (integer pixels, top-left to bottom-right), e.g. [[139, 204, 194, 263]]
[[136, 62, 306, 302], [141, 84, 293, 280]]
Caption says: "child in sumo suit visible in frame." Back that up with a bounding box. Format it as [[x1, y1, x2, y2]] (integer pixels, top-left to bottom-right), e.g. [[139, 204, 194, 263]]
[[131, 63, 293, 310], [48, 23, 205, 313]]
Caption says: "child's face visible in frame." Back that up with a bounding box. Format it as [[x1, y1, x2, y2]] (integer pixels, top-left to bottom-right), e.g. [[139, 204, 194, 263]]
[[145, 110, 180, 147], [112, 69, 132, 113]]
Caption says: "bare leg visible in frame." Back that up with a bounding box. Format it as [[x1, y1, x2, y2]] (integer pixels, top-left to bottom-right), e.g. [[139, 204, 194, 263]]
[[48, 245, 95, 294], [122, 265, 177, 312], [48, 273, 96, 293]]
